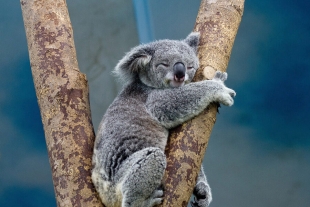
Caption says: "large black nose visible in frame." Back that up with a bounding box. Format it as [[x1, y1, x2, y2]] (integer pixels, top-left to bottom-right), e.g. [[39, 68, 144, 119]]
[[173, 62, 186, 81]]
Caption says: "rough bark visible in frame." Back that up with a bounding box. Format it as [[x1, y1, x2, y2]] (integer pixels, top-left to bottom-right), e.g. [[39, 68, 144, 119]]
[[160, 0, 245, 206], [20, 0, 104, 206]]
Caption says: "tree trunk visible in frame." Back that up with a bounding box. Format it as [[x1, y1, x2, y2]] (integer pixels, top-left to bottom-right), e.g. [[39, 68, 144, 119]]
[[20, 0, 104, 206], [160, 0, 245, 206]]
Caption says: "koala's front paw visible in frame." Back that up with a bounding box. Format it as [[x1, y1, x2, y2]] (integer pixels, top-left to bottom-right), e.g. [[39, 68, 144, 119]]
[[218, 87, 236, 106], [191, 182, 212, 207], [212, 71, 236, 106]]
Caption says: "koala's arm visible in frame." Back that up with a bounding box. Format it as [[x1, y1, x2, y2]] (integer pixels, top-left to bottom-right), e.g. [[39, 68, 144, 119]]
[[146, 72, 235, 129]]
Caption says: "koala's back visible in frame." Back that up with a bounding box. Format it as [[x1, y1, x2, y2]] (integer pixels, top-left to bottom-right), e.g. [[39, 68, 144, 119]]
[[93, 81, 168, 182]]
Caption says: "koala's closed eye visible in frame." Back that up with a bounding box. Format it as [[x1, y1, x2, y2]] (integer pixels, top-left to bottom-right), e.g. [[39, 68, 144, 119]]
[[157, 63, 169, 67]]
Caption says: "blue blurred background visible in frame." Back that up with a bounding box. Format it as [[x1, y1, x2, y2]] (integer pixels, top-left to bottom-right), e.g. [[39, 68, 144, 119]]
[[1, 0, 309, 206]]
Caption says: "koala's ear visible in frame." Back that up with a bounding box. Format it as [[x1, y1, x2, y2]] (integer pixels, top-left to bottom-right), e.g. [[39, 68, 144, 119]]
[[184, 32, 200, 53], [114, 45, 153, 83]]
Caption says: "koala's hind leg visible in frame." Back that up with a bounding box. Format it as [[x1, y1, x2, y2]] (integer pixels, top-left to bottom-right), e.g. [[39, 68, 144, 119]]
[[191, 166, 212, 207], [119, 147, 166, 207]]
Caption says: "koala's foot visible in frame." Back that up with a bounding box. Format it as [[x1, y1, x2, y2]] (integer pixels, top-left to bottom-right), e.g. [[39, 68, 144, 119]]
[[120, 147, 166, 207], [191, 181, 212, 207], [212, 71, 236, 106], [144, 188, 164, 207]]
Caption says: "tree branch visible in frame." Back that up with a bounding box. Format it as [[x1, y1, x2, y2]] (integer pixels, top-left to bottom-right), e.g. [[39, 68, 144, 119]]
[[20, 0, 103, 206], [160, 0, 245, 206]]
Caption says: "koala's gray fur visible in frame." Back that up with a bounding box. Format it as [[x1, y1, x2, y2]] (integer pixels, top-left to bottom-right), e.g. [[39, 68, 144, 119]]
[[92, 32, 236, 207]]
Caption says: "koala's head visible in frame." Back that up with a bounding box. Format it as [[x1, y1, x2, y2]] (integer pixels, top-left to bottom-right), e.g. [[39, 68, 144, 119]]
[[114, 32, 200, 88]]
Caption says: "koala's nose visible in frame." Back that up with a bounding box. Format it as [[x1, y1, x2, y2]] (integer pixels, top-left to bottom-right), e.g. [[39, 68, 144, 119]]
[[173, 62, 186, 81]]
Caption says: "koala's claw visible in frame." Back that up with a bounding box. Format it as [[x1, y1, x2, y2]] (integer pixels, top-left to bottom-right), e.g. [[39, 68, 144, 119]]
[[191, 182, 212, 207], [213, 71, 227, 82]]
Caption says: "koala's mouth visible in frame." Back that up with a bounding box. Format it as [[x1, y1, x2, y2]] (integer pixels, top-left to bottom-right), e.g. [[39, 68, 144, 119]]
[[174, 75, 185, 83], [165, 72, 188, 88], [167, 78, 185, 87]]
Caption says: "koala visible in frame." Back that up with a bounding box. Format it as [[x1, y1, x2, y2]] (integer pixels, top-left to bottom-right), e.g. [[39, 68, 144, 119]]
[[92, 32, 236, 207]]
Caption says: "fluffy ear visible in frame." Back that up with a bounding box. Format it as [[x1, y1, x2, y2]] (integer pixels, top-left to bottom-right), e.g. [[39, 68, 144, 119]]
[[184, 32, 200, 53], [114, 44, 153, 84]]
